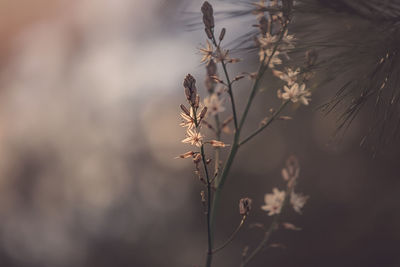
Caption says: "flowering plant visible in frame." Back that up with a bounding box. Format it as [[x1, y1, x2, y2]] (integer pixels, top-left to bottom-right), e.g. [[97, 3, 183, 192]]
[[176, 1, 313, 266]]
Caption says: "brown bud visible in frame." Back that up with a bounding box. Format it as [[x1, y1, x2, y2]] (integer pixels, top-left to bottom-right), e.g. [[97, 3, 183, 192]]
[[183, 74, 197, 106], [180, 104, 191, 116], [199, 107, 208, 120], [175, 151, 195, 159], [233, 75, 245, 82], [193, 153, 202, 164], [219, 28, 226, 41], [201, 1, 214, 30], [239, 197, 252, 216]]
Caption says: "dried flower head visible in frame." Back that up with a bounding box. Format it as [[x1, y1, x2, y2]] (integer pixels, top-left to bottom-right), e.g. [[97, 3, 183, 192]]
[[261, 188, 286, 216], [175, 151, 196, 159], [239, 197, 253, 216], [183, 74, 198, 106], [208, 140, 229, 148]]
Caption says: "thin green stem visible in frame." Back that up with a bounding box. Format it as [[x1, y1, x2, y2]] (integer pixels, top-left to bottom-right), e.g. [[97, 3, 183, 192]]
[[240, 217, 279, 267], [240, 178, 295, 267], [194, 109, 213, 267], [239, 101, 289, 146], [212, 215, 247, 254], [211, 35, 239, 131]]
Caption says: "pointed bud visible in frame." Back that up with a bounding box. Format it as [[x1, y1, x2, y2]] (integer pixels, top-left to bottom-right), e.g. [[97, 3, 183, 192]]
[[200, 107, 208, 120], [239, 197, 252, 216], [180, 104, 191, 116], [201, 1, 214, 30], [183, 74, 197, 106], [219, 28, 226, 41]]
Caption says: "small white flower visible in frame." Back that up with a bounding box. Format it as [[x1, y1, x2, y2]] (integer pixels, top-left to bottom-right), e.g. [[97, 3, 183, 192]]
[[182, 129, 203, 147], [282, 30, 296, 50], [199, 40, 214, 63], [203, 94, 225, 116], [290, 192, 309, 214], [258, 33, 278, 48], [280, 68, 300, 86], [280, 83, 311, 105], [180, 107, 201, 129], [261, 188, 286, 216]]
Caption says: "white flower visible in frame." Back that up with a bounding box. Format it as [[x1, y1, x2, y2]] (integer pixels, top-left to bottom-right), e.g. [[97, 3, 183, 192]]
[[279, 68, 300, 86], [203, 94, 225, 116], [180, 107, 201, 129], [261, 188, 286, 216], [279, 83, 311, 105], [290, 192, 309, 214], [282, 30, 296, 50], [258, 33, 278, 48], [182, 129, 203, 147], [199, 40, 214, 63]]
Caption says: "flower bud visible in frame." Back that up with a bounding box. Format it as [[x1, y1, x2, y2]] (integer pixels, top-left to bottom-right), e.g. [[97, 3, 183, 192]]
[[239, 197, 252, 216], [183, 74, 197, 106], [201, 1, 214, 29], [219, 28, 226, 41]]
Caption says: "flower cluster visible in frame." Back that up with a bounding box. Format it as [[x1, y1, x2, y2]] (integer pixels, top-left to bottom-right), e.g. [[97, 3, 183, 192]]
[[253, 1, 312, 106], [261, 156, 309, 216]]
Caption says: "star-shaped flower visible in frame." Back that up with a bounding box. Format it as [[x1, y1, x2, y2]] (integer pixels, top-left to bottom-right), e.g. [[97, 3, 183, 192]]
[[182, 129, 203, 147], [279, 83, 311, 105], [290, 192, 309, 214], [261, 188, 286, 216], [199, 40, 214, 63]]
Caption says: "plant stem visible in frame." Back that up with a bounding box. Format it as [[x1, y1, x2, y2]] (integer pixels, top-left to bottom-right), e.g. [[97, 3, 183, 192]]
[[206, 21, 290, 267], [240, 216, 279, 267], [211, 35, 238, 131], [241, 175, 295, 267], [212, 215, 247, 254], [239, 101, 289, 146], [193, 109, 213, 267]]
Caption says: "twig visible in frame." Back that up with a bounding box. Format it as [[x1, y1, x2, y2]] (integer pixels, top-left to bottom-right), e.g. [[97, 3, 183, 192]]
[[212, 215, 247, 254]]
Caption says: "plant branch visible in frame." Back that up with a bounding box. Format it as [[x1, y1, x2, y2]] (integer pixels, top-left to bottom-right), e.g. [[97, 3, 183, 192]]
[[240, 216, 279, 267], [239, 100, 290, 146], [211, 34, 239, 131], [212, 215, 247, 254]]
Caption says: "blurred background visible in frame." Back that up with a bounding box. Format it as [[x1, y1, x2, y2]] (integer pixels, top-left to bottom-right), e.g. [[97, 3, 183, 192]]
[[0, 0, 399, 266]]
